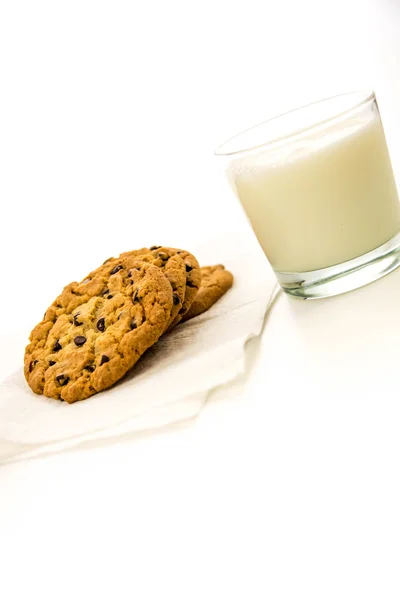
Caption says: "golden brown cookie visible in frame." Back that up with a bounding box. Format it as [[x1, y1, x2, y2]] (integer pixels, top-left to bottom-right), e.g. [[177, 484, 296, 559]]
[[118, 248, 187, 330], [148, 247, 201, 328], [86, 245, 200, 327], [181, 265, 233, 322], [24, 259, 173, 403]]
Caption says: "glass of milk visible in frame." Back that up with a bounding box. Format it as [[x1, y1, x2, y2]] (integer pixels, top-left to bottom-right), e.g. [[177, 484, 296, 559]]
[[217, 91, 400, 298]]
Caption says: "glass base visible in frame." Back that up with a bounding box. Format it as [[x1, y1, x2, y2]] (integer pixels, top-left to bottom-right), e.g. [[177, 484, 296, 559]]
[[275, 232, 400, 299]]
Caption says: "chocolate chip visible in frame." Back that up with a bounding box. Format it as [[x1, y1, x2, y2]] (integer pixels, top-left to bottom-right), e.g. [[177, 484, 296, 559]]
[[82, 278, 91, 284], [56, 374, 69, 386], [97, 317, 105, 332], [49, 360, 56, 366], [130, 319, 137, 330], [53, 340, 62, 352], [73, 313, 83, 326], [100, 355, 110, 366], [132, 289, 139, 302], [185, 264, 193, 272], [29, 360, 38, 372], [158, 252, 168, 261], [74, 335, 86, 347], [110, 264, 123, 275], [56, 303, 62, 308], [150, 246, 161, 251], [173, 293, 180, 305], [102, 289, 109, 296], [118, 313, 123, 320], [107, 295, 113, 299], [186, 281, 196, 288], [179, 307, 186, 314], [84, 365, 95, 373]]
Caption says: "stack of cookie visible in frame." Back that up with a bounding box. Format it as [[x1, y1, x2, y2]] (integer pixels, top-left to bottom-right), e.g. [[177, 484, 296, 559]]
[[24, 247, 233, 403]]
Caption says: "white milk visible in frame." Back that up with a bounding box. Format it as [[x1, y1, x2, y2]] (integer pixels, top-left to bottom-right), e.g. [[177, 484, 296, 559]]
[[231, 113, 400, 272]]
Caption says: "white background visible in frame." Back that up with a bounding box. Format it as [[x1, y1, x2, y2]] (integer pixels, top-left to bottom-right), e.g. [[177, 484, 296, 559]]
[[1, 1, 400, 598]]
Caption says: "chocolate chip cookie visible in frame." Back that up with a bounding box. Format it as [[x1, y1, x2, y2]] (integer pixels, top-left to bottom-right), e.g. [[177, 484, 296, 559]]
[[24, 259, 173, 403], [118, 249, 187, 330], [116, 246, 201, 328], [148, 247, 201, 328], [181, 265, 233, 322]]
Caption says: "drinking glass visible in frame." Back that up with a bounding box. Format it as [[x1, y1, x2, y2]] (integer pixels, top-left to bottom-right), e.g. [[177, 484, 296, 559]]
[[216, 91, 400, 298]]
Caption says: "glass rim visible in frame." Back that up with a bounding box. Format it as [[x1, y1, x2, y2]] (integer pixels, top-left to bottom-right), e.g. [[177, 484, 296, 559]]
[[215, 90, 376, 157]]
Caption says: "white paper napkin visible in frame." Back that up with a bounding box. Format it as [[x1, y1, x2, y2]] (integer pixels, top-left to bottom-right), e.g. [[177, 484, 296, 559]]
[[0, 233, 277, 463]]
